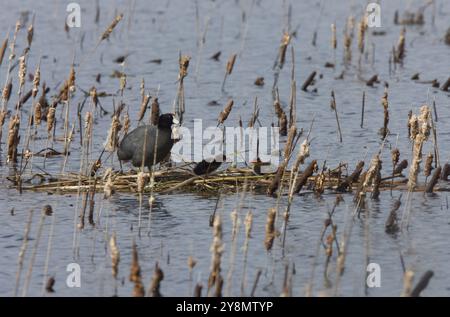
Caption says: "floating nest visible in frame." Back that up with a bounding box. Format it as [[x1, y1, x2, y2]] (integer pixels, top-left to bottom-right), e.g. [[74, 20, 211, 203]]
[[7, 165, 448, 195]]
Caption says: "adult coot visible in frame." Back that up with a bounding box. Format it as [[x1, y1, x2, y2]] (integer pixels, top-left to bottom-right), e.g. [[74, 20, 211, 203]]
[[117, 113, 179, 169]]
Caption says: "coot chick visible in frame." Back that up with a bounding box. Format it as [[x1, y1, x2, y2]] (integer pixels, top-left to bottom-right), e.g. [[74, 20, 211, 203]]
[[117, 113, 178, 169], [193, 154, 226, 175]]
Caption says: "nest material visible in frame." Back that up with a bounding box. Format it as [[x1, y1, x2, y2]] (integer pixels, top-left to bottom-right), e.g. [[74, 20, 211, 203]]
[[8, 165, 446, 195]]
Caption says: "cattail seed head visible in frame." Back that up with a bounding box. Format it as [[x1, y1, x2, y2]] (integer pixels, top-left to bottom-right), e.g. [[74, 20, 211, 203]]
[[225, 54, 237, 75], [100, 13, 124, 41], [109, 233, 120, 279], [218, 99, 233, 125], [138, 94, 150, 122], [47, 106, 56, 133], [2, 80, 12, 103], [264, 208, 276, 251], [32, 64, 40, 98], [151, 97, 160, 125], [424, 152, 433, 177], [18, 55, 27, 92]]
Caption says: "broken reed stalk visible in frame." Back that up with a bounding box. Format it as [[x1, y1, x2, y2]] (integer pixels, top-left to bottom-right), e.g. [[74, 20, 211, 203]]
[[395, 28, 406, 63], [207, 214, 224, 297], [301, 71, 316, 92], [425, 166, 441, 193], [148, 262, 164, 297], [130, 241, 145, 297], [14, 209, 33, 297], [337, 161, 364, 192], [410, 270, 434, 297], [221, 53, 237, 92], [330, 90, 342, 142]]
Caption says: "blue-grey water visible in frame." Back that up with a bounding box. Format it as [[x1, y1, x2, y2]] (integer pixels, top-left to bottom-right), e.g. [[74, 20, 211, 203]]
[[0, 0, 449, 297]]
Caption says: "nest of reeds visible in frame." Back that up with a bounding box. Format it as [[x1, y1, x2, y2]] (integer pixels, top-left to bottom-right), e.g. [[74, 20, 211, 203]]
[[9, 163, 448, 195]]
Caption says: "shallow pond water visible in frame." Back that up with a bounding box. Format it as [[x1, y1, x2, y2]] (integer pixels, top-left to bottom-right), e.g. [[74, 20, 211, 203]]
[[0, 0, 449, 297]]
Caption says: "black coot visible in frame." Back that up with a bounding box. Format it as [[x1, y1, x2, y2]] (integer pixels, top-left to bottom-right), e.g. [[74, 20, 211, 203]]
[[117, 113, 177, 169]]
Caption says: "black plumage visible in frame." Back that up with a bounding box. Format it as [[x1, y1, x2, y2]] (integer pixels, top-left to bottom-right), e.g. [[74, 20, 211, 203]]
[[117, 113, 176, 169], [193, 155, 226, 175]]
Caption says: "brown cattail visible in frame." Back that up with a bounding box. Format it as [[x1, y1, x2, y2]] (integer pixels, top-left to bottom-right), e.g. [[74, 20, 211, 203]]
[[225, 54, 237, 75], [68, 64, 76, 92], [267, 163, 286, 196], [337, 161, 365, 192], [148, 262, 164, 297], [18, 55, 27, 92], [391, 148, 400, 167], [380, 89, 389, 138], [32, 63, 40, 98], [425, 166, 441, 193], [385, 196, 401, 234], [7, 115, 20, 163], [89, 86, 98, 108], [0, 37, 7, 67], [140, 78, 145, 99], [130, 241, 145, 297], [103, 172, 115, 199], [151, 97, 160, 125], [279, 32, 291, 68], [343, 33, 352, 62], [283, 125, 297, 160], [27, 23, 34, 48], [137, 171, 147, 193], [179, 55, 191, 79], [100, 13, 124, 41], [109, 232, 120, 279], [188, 256, 197, 272], [119, 73, 126, 92], [394, 159, 408, 175], [264, 208, 276, 251], [408, 106, 431, 191], [2, 80, 12, 104], [424, 152, 434, 177], [137, 94, 150, 122], [208, 214, 223, 296], [217, 99, 233, 125], [293, 160, 318, 194], [279, 113, 287, 136], [123, 112, 130, 134], [46, 106, 56, 134], [357, 17, 367, 54], [105, 115, 122, 152]]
